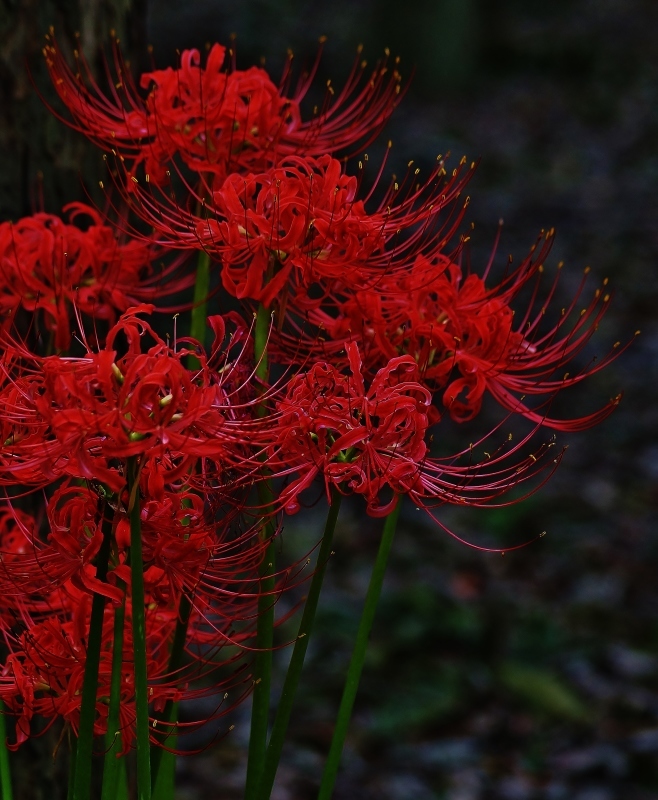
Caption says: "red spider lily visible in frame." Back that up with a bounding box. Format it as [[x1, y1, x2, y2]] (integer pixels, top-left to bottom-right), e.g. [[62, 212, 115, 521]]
[[0, 375, 57, 486], [44, 36, 403, 187], [0, 306, 273, 491], [267, 341, 558, 517], [0, 505, 39, 568], [0, 486, 273, 617], [115, 152, 474, 309], [0, 204, 193, 351], [0, 582, 254, 751], [0, 489, 290, 753], [0, 482, 322, 651], [0, 486, 127, 604], [274, 232, 626, 431], [128, 486, 271, 615]]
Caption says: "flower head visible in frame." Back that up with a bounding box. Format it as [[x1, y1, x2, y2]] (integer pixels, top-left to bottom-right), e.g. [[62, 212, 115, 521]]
[[0, 584, 252, 750], [119, 150, 474, 314], [45, 36, 403, 187], [276, 230, 626, 431], [268, 341, 555, 519], [271, 341, 431, 515], [0, 204, 192, 350], [0, 306, 271, 491]]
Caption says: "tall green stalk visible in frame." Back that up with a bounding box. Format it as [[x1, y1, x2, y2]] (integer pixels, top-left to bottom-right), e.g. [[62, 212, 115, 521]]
[[189, 250, 211, 351], [257, 488, 343, 800], [101, 581, 127, 800], [151, 702, 177, 800], [151, 593, 192, 799], [244, 302, 276, 800], [149, 246, 210, 793], [72, 503, 114, 800], [318, 498, 402, 800], [0, 701, 13, 800], [127, 457, 152, 800]]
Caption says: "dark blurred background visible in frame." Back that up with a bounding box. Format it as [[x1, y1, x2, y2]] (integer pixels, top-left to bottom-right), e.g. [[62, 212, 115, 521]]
[[1, 0, 657, 798]]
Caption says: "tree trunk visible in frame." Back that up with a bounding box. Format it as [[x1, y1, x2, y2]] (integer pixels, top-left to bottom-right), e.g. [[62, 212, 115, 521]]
[[0, 0, 147, 221]]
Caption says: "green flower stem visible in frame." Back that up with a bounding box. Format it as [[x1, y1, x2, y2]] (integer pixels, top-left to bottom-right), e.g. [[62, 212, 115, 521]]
[[0, 701, 13, 800], [318, 497, 402, 800], [189, 250, 211, 351], [245, 490, 277, 800], [245, 302, 276, 800], [101, 581, 127, 800], [254, 303, 270, 385], [72, 503, 114, 800], [257, 488, 343, 800], [150, 592, 193, 799], [151, 702, 178, 800], [127, 457, 152, 800], [166, 247, 212, 793]]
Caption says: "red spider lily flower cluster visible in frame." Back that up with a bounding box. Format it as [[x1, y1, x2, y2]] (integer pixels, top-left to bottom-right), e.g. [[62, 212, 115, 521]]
[[44, 35, 403, 186], [0, 581, 254, 750], [268, 341, 562, 523], [0, 32, 627, 767], [0, 305, 279, 750], [270, 342, 434, 515], [0, 306, 272, 491], [125, 152, 474, 312], [0, 203, 193, 351], [285, 234, 624, 429]]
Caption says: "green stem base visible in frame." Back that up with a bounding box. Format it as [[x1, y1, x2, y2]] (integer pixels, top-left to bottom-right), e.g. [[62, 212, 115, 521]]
[[318, 497, 402, 800], [257, 488, 342, 799]]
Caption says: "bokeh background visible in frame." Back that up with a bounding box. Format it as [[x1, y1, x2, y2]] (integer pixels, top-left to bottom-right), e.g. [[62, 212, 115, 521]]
[[1, 0, 657, 798]]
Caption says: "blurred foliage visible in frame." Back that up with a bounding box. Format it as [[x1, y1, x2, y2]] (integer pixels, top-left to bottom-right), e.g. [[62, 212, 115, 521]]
[[496, 662, 590, 723]]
